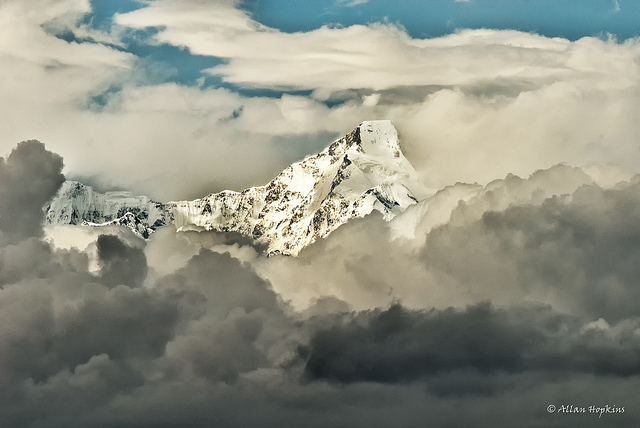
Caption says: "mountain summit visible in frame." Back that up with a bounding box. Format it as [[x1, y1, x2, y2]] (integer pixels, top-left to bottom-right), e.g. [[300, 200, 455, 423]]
[[46, 121, 428, 255]]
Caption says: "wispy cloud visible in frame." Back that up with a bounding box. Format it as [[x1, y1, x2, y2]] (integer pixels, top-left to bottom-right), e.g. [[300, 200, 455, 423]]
[[336, 0, 370, 6]]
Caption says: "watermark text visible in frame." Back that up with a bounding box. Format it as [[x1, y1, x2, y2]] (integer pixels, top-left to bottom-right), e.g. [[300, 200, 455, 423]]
[[547, 404, 625, 418]]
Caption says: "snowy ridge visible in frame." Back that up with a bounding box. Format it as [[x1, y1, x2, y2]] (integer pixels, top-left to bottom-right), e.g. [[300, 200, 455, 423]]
[[45, 181, 172, 238], [46, 121, 429, 255], [82, 212, 156, 239]]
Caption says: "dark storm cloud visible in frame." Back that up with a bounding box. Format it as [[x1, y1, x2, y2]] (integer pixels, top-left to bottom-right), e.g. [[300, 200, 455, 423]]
[[0, 140, 64, 243], [153, 249, 299, 384], [0, 281, 178, 384], [0, 246, 304, 428], [155, 248, 284, 318], [303, 302, 640, 384], [0, 140, 65, 288], [97, 234, 148, 287], [302, 302, 538, 383], [0, 238, 55, 286]]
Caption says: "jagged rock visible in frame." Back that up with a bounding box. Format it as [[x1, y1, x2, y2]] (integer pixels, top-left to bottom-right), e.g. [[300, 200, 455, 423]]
[[83, 212, 153, 239], [45, 181, 172, 239]]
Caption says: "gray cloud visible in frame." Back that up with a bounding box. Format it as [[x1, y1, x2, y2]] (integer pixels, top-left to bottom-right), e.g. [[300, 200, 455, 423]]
[[302, 302, 640, 384], [97, 234, 148, 288], [0, 140, 64, 244], [423, 179, 640, 321]]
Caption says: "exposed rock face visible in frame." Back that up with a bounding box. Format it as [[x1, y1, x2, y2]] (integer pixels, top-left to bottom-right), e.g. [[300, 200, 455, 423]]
[[45, 181, 172, 238], [46, 120, 428, 255]]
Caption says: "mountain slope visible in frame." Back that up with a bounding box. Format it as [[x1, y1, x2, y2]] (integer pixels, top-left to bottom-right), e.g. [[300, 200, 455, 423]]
[[46, 120, 428, 255]]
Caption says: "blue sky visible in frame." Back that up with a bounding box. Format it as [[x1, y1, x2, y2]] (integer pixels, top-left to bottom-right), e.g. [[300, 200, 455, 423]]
[[91, 0, 638, 40], [86, 0, 224, 88], [249, 0, 637, 40]]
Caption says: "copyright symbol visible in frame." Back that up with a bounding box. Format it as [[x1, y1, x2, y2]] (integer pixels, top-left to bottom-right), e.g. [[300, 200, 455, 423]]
[[547, 405, 556, 413]]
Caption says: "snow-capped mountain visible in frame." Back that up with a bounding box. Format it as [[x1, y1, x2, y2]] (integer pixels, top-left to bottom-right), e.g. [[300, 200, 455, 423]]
[[46, 120, 429, 255]]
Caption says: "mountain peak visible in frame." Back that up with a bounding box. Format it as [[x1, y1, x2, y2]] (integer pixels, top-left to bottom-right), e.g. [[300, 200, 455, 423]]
[[324, 120, 400, 159], [357, 120, 402, 157]]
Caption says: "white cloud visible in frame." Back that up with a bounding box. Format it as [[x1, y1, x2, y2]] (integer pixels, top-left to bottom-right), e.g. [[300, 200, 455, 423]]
[[362, 93, 381, 106], [116, 2, 631, 94], [336, 0, 370, 6]]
